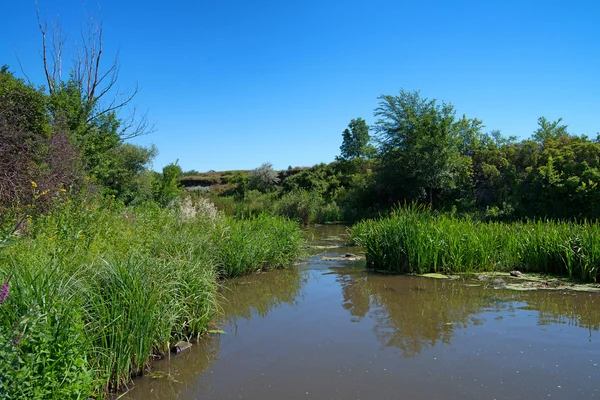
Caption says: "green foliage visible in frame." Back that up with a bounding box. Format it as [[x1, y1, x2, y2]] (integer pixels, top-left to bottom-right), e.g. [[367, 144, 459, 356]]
[[0, 194, 304, 396], [248, 162, 279, 192], [0, 66, 49, 137], [351, 205, 600, 281], [532, 117, 569, 143], [0, 260, 94, 399], [231, 172, 249, 199], [275, 190, 326, 225], [215, 213, 304, 277], [0, 67, 53, 208], [283, 163, 336, 195], [1, 65, 158, 213], [339, 117, 374, 160], [374, 90, 480, 206], [154, 162, 183, 206], [98, 143, 158, 204]]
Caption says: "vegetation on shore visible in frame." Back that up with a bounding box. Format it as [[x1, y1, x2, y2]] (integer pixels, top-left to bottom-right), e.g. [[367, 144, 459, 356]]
[[0, 194, 303, 398], [190, 91, 600, 225], [350, 206, 599, 282]]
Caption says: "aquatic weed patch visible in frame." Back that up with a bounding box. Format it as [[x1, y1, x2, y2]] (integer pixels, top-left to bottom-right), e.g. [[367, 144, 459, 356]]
[[215, 213, 304, 277], [350, 207, 600, 282]]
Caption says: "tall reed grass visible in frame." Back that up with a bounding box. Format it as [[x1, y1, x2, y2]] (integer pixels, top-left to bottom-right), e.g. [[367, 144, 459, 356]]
[[350, 205, 600, 282], [0, 195, 304, 398]]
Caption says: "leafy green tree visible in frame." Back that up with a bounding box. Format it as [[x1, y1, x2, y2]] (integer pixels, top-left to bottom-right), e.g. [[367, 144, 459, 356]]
[[99, 143, 157, 204], [282, 163, 334, 195], [0, 67, 50, 202], [532, 117, 569, 143], [339, 118, 374, 160], [374, 90, 475, 207], [154, 162, 183, 206]]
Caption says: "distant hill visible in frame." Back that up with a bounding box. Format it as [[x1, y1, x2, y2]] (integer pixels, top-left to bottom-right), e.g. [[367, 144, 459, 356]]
[[180, 167, 306, 191]]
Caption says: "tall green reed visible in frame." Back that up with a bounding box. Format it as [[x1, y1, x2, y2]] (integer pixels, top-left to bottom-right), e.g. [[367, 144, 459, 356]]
[[350, 206, 599, 282]]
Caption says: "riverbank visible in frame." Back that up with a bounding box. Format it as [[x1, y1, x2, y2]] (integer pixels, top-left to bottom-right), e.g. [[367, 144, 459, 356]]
[[0, 196, 304, 398]]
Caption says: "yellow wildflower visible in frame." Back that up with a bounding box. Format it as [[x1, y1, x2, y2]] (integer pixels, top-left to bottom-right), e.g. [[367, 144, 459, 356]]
[[31, 181, 37, 188]]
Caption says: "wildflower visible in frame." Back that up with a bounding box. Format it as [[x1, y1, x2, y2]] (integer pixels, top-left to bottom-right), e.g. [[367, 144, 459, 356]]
[[0, 282, 9, 305], [14, 331, 23, 346], [16, 219, 29, 236], [60, 188, 67, 193], [40, 190, 49, 196], [30, 181, 37, 188]]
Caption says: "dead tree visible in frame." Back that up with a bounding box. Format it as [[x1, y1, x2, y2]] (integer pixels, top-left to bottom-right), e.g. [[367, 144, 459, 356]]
[[36, 0, 153, 140]]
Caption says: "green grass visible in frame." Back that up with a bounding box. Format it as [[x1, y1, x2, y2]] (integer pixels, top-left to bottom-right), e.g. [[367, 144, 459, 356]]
[[350, 205, 600, 282], [215, 213, 304, 277], [209, 189, 343, 225], [0, 195, 304, 398]]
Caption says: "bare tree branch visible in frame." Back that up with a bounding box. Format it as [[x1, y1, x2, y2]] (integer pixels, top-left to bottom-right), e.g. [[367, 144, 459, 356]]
[[35, 1, 153, 139], [14, 48, 33, 86], [36, 0, 55, 94]]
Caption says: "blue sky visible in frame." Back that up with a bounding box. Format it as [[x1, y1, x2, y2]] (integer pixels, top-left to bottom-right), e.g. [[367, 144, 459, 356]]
[[2, 0, 599, 172]]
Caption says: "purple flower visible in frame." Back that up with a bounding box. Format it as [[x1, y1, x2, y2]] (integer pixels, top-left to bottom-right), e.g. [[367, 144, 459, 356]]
[[16, 219, 29, 235], [14, 331, 23, 346], [0, 282, 8, 305]]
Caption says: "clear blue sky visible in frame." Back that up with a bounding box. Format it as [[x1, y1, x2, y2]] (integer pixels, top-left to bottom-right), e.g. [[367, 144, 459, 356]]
[[2, 0, 599, 172]]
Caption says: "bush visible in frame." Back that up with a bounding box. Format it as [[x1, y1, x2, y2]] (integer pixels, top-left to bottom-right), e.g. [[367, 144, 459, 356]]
[[248, 162, 279, 192]]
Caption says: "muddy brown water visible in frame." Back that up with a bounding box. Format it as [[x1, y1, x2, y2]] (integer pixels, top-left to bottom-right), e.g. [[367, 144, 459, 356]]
[[124, 225, 600, 400]]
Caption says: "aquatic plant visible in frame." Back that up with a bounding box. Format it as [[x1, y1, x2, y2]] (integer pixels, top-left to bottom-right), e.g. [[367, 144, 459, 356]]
[[215, 213, 304, 277], [350, 205, 600, 282]]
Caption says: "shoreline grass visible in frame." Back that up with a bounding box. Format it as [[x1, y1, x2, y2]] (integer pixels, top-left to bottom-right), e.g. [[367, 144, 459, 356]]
[[350, 206, 599, 282], [0, 197, 303, 398]]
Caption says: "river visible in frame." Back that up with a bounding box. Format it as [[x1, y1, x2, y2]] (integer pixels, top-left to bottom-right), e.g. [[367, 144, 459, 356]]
[[123, 225, 600, 400]]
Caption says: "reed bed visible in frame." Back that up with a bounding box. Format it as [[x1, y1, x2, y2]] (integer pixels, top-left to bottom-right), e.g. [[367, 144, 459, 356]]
[[350, 206, 600, 282], [0, 197, 303, 398]]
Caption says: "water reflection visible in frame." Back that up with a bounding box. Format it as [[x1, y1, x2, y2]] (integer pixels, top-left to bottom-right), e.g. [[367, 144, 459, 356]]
[[220, 267, 307, 322], [336, 266, 600, 357], [126, 225, 600, 400], [124, 268, 306, 399]]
